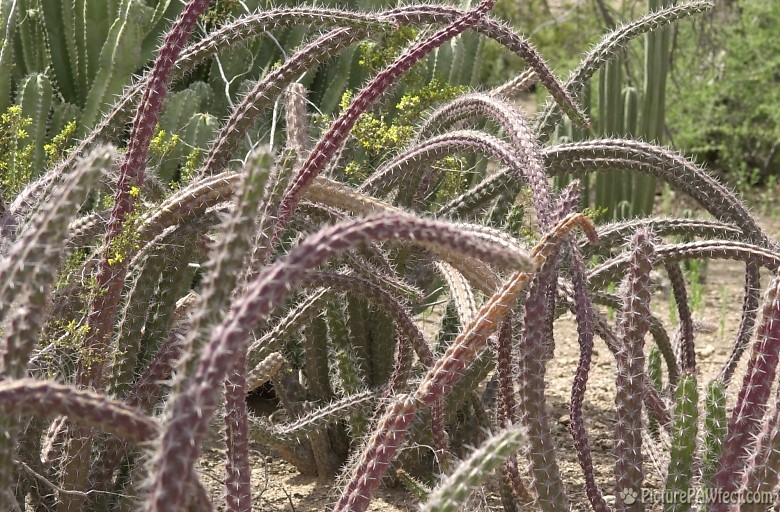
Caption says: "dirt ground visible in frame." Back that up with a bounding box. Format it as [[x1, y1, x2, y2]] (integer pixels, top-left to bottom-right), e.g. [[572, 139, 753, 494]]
[[191, 183, 780, 511]]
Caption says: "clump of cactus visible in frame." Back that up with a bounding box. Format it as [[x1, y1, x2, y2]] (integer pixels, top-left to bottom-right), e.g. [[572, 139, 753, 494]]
[[5, 0, 780, 511]]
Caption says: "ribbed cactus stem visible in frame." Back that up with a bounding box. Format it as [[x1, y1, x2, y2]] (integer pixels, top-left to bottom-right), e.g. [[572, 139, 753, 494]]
[[634, 0, 674, 215], [664, 370, 698, 512], [82, 0, 212, 390], [16, 73, 53, 177], [709, 274, 780, 509], [665, 262, 695, 373], [615, 229, 656, 512], [569, 246, 611, 512], [518, 259, 569, 512], [224, 354, 251, 512], [738, 386, 780, 512], [0, 379, 158, 444], [495, 315, 516, 428], [718, 265, 761, 386], [146, 213, 538, 511], [0, 2, 14, 113], [647, 346, 664, 438], [700, 379, 726, 486], [53, 5, 211, 509], [274, 0, 498, 234], [421, 427, 525, 512]]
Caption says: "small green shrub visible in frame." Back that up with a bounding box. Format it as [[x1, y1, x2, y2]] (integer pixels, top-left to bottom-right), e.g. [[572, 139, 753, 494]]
[[667, 0, 780, 185]]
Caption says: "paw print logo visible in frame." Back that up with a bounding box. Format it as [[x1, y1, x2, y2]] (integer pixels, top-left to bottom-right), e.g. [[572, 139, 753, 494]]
[[619, 488, 638, 505]]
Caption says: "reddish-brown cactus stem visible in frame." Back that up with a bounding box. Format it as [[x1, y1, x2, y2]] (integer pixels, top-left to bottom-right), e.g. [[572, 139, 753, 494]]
[[511, 183, 576, 512], [587, 295, 673, 427], [546, 140, 772, 247], [495, 315, 516, 428], [709, 275, 780, 509], [569, 247, 611, 512], [495, 315, 532, 510], [614, 230, 656, 512], [199, 28, 369, 176], [336, 213, 597, 512], [334, 396, 419, 512], [586, 287, 679, 387], [589, 240, 780, 289], [415, 93, 556, 228], [81, 0, 213, 390], [665, 262, 695, 373], [384, 325, 415, 396], [738, 387, 780, 511], [517, 258, 569, 511], [0, 380, 157, 444], [503, 455, 533, 505], [146, 213, 534, 511], [718, 264, 761, 386], [224, 355, 251, 512], [581, 218, 744, 258], [275, 0, 498, 234]]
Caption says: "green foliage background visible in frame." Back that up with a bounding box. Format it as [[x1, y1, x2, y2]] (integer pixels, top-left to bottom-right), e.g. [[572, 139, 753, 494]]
[[665, 0, 780, 187]]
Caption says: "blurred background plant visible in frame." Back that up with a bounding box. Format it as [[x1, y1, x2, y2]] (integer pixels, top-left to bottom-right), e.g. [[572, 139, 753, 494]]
[[665, 0, 780, 191]]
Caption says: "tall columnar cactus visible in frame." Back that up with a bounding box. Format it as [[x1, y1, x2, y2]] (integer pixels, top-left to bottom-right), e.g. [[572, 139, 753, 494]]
[[16, 73, 53, 177], [0, 2, 16, 114], [551, 0, 703, 219], [634, 0, 674, 215]]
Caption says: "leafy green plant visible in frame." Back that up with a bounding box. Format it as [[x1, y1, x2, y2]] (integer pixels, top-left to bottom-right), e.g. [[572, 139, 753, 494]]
[[667, 0, 780, 185], [7, 1, 780, 512]]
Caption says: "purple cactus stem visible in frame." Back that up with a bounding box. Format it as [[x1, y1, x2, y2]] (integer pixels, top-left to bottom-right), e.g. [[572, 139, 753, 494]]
[[709, 274, 780, 510], [274, 0, 498, 235], [82, 0, 213, 390]]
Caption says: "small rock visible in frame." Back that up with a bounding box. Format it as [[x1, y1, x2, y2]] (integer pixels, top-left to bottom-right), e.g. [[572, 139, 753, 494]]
[[697, 343, 715, 357], [597, 438, 614, 450], [558, 415, 571, 426]]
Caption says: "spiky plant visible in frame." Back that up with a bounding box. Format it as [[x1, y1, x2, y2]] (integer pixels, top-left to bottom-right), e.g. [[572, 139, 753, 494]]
[[6, 1, 780, 512]]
